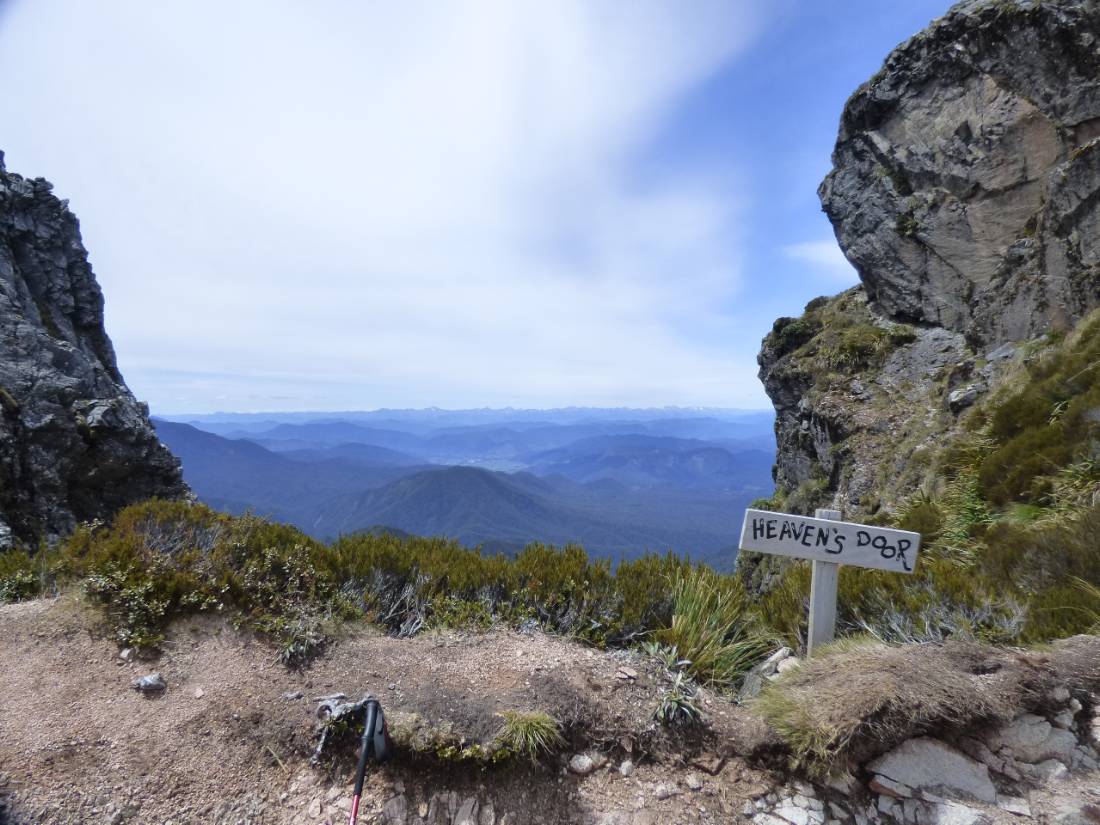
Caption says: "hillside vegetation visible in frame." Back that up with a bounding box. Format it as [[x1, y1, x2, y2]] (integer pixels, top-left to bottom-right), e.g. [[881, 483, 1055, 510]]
[[755, 308, 1100, 647]]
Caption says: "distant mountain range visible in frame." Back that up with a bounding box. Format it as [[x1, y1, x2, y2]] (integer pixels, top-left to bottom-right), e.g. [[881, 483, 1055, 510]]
[[155, 408, 775, 566]]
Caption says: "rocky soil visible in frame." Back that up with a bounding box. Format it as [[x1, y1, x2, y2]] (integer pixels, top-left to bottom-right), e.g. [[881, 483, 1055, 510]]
[[1, 597, 1098, 825], [0, 151, 186, 549]]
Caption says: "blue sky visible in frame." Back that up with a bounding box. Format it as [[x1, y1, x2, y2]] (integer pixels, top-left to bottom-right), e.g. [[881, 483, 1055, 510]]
[[0, 1, 951, 413]]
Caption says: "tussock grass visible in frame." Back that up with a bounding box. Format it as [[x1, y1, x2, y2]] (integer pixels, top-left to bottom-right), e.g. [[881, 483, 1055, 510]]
[[658, 568, 774, 689], [494, 711, 564, 761], [754, 638, 1100, 775]]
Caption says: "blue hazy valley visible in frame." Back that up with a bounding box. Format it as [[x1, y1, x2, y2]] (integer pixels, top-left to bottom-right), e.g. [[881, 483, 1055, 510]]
[[155, 408, 775, 567]]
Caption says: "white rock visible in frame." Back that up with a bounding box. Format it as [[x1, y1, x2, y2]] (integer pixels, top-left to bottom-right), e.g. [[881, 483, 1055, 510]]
[[684, 773, 703, 791], [653, 783, 675, 801], [619, 760, 634, 778], [568, 754, 595, 775], [763, 647, 793, 670], [777, 657, 801, 675], [986, 714, 1078, 764], [1049, 686, 1071, 703], [867, 738, 997, 804]]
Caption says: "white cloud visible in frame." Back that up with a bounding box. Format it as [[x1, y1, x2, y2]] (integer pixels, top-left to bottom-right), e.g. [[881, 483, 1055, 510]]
[[0, 0, 773, 412], [783, 240, 859, 285]]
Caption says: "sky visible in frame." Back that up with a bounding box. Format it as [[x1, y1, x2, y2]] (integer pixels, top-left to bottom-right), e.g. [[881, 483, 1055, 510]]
[[0, 1, 952, 413]]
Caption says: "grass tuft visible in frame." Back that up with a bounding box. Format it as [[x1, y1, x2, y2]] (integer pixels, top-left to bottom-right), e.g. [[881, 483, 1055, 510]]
[[494, 710, 564, 762]]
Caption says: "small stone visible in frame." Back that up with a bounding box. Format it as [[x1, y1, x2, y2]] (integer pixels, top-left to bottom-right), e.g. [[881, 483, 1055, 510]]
[[118, 648, 135, 663], [684, 773, 703, 791], [281, 691, 303, 701], [616, 667, 638, 680], [653, 784, 675, 800], [619, 761, 635, 778], [192, 687, 205, 699], [131, 673, 166, 695], [307, 798, 322, 818], [776, 657, 800, 675], [568, 754, 595, 776]]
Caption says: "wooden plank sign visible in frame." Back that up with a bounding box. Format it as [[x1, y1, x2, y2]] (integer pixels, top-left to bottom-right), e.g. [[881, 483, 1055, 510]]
[[738, 508, 921, 575], [739, 507, 922, 657]]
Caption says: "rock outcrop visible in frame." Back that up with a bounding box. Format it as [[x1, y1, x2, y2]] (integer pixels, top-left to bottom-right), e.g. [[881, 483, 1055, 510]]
[[822, 0, 1100, 344], [0, 151, 186, 548], [760, 0, 1100, 516]]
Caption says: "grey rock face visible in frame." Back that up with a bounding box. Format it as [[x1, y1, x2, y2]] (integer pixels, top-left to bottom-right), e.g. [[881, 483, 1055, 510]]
[[821, 0, 1100, 344], [757, 0, 1100, 518], [0, 152, 186, 548]]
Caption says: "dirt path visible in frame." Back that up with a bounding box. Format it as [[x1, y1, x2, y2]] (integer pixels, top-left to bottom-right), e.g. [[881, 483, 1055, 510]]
[[0, 596, 775, 824]]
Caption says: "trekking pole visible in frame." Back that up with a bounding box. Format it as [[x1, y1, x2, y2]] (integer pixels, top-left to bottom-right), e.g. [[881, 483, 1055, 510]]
[[349, 698, 386, 825]]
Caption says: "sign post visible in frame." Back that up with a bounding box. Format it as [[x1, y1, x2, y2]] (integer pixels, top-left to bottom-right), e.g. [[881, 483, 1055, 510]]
[[738, 507, 921, 657], [808, 509, 841, 656]]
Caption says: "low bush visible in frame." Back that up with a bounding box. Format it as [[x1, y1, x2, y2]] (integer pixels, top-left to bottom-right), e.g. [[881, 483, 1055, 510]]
[[0, 501, 771, 686]]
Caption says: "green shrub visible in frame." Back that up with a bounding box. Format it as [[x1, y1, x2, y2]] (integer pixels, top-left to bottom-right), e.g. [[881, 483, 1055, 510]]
[[0, 549, 40, 603], [771, 315, 823, 357]]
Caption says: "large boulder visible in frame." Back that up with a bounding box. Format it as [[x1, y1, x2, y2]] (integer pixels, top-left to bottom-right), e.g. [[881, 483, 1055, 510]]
[[821, 0, 1100, 344], [0, 151, 187, 547], [757, 0, 1100, 518]]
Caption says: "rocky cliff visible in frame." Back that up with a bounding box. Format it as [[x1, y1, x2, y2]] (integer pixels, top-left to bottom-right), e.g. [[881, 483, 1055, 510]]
[[761, 0, 1100, 517], [0, 152, 186, 548]]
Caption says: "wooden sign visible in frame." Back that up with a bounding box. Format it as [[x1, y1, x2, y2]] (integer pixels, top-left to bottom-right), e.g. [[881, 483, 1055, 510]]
[[738, 508, 920, 575], [739, 507, 921, 656]]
